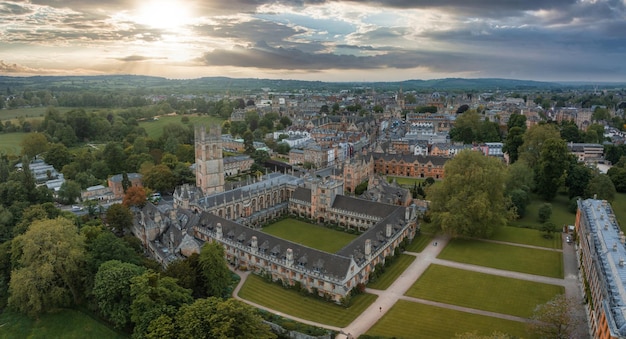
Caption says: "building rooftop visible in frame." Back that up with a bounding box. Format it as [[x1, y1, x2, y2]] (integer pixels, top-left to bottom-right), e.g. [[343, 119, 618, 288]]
[[580, 198, 626, 336]]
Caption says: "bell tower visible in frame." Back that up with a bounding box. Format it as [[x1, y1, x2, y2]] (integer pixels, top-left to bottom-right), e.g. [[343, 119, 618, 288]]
[[195, 125, 224, 195]]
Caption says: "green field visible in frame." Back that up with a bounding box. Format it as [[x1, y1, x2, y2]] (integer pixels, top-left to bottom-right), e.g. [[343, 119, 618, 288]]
[[405, 232, 434, 252], [238, 274, 377, 327], [405, 264, 564, 318], [365, 300, 531, 339], [0, 107, 75, 123], [0, 132, 27, 155], [438, 239, 563, 278], [139, 114, 223, 139], [367, 254, 415, 290], [510, 193, 575, 230], [491, 226, 562, 249], [0, 309, 128, 339], [262, 218, 357, 253]]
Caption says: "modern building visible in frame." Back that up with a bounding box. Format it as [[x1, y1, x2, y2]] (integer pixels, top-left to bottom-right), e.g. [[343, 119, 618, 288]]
[[576, 198, 626, 339]]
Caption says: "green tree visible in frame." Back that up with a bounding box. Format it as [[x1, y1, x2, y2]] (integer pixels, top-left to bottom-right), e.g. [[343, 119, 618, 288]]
[[105, 203, 133, 236], [57, 180, 82, 205], [507, 113, 527, 131], [9, 217, 86, 317], [427, 150, 514, 238], [146, 314, 176, 339], [538, 203, 552, 223], [20, 132, 49, 159], [93, 260, 146, 329], [243, 130, 255, 154], [450, 110, 481, 143], [502, 126, 524, 164], [505, 161, 535, 193], [199, 242, 232, 298], [142, 164, 176, 193], [559, 120, 582, 143], [176, 297, 276, 339], [130, 271, 193, 339], [164, 253, 204, 298], [536, 138, 570, 201], [541, 221, 558, 239], [44, 143, 72, 170], [122, 172, 132, 193], [565, 163, 593, 199], [508, 189, 530, 219], [586, 174, 616, 202], [519, 124, 561, 169]]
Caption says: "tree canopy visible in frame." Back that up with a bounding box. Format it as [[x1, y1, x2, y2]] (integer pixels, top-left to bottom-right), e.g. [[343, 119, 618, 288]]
[[427, 150, 514, 238]]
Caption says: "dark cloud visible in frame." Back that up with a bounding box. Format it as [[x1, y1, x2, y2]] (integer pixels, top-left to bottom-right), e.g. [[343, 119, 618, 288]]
[[0, 2, 32, 15]]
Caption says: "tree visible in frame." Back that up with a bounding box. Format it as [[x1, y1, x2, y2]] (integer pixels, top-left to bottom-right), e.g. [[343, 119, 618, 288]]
[[507, 113, 527, 131], [142, 164, 176, 193], [130, 271, 193, 339], [123, 186, 148, 208], [427, 150, 514, 238], [106, 203, 133, 236], [502, 126, 524, 164], [122, 172, 132, 193], [164, 253, 204, 298], [243, 130, 255, 154], [565, 162, 593, 199], [538, 203, 552, 223], [199, 242, 232, 298], [505, 161, 535, 193], [587, 174, 616, 202], [20, 132, 49, 159], [44, 143, 72, 170], [518, 124, 561, 169], [57, 180, 82, 205], [146, 314, 176, 339], [536, 138, 571, 201], [8, 217, 86, 317], [93, 260, 146, 329], [607, 166, 626, 193], [450, 110, 481, 143], [528, 294, 581, 339], [508, 189, 530, 218], [175, 297, 276, 339], [541, 221, 558, 239]]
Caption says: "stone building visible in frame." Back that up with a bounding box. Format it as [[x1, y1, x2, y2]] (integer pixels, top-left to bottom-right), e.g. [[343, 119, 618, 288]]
[[372, 153, 448, 179], [131, 125, 419, 302], [195, 125, 224, 195]]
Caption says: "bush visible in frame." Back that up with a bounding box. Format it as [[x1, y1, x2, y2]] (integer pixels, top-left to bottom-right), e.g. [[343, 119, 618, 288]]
[[538, 203, 552, 223]]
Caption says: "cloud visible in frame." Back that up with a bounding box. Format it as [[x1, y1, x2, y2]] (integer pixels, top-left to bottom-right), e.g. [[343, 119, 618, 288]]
[[114, 55, 168, 62], [0, 60, 46, 73]]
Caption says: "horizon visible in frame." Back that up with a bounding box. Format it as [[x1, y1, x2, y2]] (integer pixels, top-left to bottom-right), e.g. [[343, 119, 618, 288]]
[[1, 1, 625, 82]]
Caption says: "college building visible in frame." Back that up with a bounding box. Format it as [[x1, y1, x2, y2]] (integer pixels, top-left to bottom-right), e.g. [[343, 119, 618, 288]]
[[576, 198, 626, 339], [131, 125, 419, 302]]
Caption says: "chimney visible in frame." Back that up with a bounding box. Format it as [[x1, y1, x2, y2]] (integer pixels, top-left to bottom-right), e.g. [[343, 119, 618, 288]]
[[614, 243, 618, 252], [386, 224, 393, 238], [216, 223, 222, 240], [286, 248, 294, 266], [620, 258, 624, 267], [365, 239, 371, 257], [251, 236, 258, 253]]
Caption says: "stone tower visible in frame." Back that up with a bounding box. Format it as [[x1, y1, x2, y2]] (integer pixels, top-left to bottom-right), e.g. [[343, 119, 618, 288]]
[[195, 125, 224, 195]]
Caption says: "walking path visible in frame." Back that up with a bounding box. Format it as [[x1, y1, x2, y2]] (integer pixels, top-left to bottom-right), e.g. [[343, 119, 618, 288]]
[[231, 232, 586, 339]]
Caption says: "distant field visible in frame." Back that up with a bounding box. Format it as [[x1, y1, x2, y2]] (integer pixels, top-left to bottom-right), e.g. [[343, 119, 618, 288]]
[[0, 132, 27, 155], [139, 114, 223, 139], [405, 264, 564, 318], [365, 300, 530, 339], [491, 226, 562, 249], [262, 218, 357, 253], [0, 309, 128, 339], [439, 238, 563, 278], [0, 107, 75, 123]]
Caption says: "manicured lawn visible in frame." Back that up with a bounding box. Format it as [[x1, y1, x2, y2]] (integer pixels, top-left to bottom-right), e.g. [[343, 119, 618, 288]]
[[510, 193, 574, 230], [405, 264, 564, 318], [612, 193, 626, 232], [139, 114, 223, 139], [0, 309, 128, 339], [365, 300, 530, 339], [438, 239, 563, 278], [262, 218, 357, 253], [405, 232, 434, 253], [238, 274, 377, 327], [386, 176, 442, 188], [0, 132, 27, 155], [367, 254, 415, 290], [491, 226, 562, 249]]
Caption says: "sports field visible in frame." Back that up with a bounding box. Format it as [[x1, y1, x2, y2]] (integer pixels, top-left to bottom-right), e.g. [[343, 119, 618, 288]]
[[262, 218, 357, 253]]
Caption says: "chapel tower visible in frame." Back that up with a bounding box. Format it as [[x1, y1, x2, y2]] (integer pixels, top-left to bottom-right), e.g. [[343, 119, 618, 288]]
[[195, 125, 224, 195]]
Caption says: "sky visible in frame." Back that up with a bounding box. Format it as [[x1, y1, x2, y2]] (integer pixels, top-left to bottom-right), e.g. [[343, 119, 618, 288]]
[[0, 0, 625, 82]]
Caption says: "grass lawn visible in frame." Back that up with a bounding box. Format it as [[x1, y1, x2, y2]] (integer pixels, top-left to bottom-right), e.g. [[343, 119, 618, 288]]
[[386, 176, 442, 188], [510, 193, 575, 230], [0, 132, 27, 155], [262, 218, 357, 253], [139, 114, 223, 139], [405, 264, 564, 318], [365, 300, 530, 339], [405, 232, 434, 253], [367, 254, 415, 290], [438, 239, 563, 278], [491, 226, 562, 249], [0, 107, 76, 123], [238, 274, 377, 327], [0, 309, 128, 339], [612, 193, 626, 232]]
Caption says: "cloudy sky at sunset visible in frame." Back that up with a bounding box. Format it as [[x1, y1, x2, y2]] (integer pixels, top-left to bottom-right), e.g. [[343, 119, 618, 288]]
[[0, 0, 625, 82]]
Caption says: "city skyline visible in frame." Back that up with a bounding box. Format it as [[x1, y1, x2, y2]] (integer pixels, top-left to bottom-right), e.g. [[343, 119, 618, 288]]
[[0, 0, 625, 82]]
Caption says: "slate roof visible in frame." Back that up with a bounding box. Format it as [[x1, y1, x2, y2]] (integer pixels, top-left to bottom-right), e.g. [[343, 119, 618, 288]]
[[371, 153, 449, 166], [332, 195, 399, 219], [196, 213, 353, 280], [292, 187, 312, 203]]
